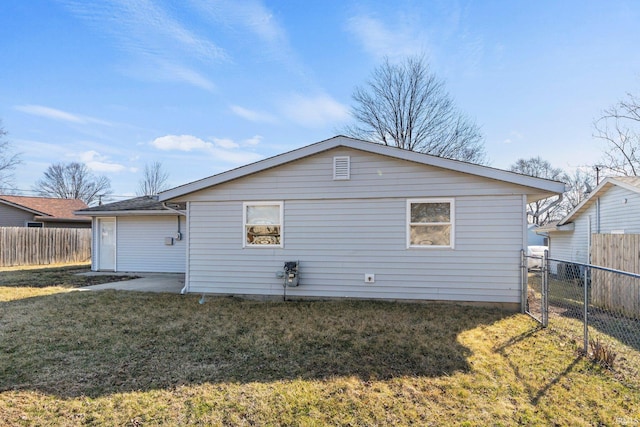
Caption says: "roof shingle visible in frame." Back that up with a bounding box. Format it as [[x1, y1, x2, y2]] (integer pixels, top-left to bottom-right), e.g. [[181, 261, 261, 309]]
[[0, 195, 89, 219]]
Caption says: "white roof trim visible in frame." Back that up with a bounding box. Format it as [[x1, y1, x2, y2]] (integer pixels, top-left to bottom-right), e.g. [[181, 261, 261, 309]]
[[558, 177, 640, 226], [159, 136, 566, 201]]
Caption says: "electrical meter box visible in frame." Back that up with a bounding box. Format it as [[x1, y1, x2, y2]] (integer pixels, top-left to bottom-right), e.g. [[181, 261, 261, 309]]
[[283, 261, 299, 287]]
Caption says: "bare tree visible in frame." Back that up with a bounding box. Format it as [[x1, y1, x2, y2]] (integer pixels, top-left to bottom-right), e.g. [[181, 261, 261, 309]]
[[559, 168, 596, 216], [137, 161, 170, 196], [34, 162, 112, 205], [594, 92, 640, 176], [344, 56, 486, 164], [0, 120, 22, 192], [510, 157, 568, 225]]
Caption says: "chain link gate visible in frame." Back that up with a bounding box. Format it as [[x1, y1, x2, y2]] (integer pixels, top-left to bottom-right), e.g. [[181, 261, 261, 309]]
[[521, 249, 548, 326]]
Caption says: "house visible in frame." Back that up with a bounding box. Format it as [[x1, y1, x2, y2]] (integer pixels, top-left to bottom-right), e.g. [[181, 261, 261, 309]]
[[75, 196, 186, 273], [537, 176, 640, 266], [0, 195, 91, 228], [149, 136, 562, 309]]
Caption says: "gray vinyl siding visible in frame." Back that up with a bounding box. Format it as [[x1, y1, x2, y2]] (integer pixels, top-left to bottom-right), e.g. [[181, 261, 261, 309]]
[[184, 147, 532, 304], [187, 196, 523, 303], [115, 216, 186, 273], [0, 204, 34, 226], [176, 148, 540, 203], [42, 220, 90, 229], [597, 186, 640, 233]]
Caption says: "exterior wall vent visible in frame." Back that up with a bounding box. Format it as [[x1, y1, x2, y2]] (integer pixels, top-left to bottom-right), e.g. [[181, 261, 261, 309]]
[[333, 156, 350, 180]]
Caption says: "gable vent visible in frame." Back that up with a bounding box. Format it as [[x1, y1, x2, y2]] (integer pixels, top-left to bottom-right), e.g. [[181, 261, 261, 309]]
[[333, 156, 350, 180]]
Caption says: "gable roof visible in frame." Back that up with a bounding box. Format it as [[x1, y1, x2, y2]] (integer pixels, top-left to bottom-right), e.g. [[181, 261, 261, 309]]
[[74, 196, 186, 216], [557, 176, 640, 226], [159, 136, 566, 202], [0, 195, 90, 221]]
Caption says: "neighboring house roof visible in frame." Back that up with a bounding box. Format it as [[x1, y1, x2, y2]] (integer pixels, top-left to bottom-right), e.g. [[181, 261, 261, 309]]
[[159, 136, 566, 202], [0, 195, 90, 222], [75, 195, 186, 216], [557, 176, 640, 227]]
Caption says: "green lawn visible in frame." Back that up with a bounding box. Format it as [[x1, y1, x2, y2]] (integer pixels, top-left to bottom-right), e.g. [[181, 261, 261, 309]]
[[0, 269, 638, 426]]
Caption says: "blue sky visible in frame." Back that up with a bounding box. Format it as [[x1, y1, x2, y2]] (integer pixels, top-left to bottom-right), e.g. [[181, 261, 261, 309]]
[[2, 0, 639, 199]]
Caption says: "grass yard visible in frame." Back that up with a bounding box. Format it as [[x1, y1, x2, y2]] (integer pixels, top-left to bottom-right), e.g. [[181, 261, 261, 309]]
[[0, 270, 639, 425]]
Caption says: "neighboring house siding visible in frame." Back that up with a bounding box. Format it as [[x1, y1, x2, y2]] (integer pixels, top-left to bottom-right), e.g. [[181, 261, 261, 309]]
[[184, 148, 527, 304], [549, 185, 640, 269], [597, 186, 640, 233], [116, 216, 186, 273], [550, 208, 593, 265], [0, 204, 34, 226], [43, 221, 90, 229]]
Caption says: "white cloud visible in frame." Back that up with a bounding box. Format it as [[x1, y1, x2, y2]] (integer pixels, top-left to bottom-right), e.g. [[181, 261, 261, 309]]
[[190, 0, 296, 65], [346, 14, 427, 60], [280, 93, 350, 128], [158, 61, 216, 91], [230, 105, 277, 124], [503, 131, 524, 144], [14, 105, 112, 126], [59, 0, 225, 89], [213, 138, 239, 149], [79, 150, 127, 173], [151, 135, 212, 151], [150, 134, 263, 164], [243, 135, 263, 146]]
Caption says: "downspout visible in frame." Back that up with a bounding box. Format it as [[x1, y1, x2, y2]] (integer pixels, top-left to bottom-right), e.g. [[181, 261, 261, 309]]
[[162, 202, 189, 294]]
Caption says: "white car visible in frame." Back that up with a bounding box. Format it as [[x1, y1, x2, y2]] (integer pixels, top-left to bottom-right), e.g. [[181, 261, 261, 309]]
[[527, 246, 547, 270]]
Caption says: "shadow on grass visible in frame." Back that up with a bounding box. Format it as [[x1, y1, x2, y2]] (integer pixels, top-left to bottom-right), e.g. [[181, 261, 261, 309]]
[[493, 326, 584, 405], [0, 290, 508, 398]]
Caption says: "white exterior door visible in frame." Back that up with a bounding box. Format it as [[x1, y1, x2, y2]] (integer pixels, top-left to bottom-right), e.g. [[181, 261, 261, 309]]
[[98, 218, 116, 271]]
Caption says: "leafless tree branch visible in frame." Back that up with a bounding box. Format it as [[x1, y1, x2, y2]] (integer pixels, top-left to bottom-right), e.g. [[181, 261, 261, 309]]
[[137, 161, 170, 196], [33, 162, 112, 205], [344, 56, 486, 164]]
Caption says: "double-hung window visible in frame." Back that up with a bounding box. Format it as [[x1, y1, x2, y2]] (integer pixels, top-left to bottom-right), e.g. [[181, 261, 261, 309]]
[[407, 198, 454, 248], [243, 202, 283, 247]]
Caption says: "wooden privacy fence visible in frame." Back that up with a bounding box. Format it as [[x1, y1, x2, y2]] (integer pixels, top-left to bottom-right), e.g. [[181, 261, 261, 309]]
[[0, 227, 92, 267], [591, 233, 640, 318]]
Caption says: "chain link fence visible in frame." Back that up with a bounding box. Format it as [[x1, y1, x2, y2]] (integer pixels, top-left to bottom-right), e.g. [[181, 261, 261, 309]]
[[523, 251, 640, 387]]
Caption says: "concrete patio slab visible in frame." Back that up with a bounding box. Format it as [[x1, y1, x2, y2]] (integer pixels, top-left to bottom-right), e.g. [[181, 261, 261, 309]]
[[77, 272, 185, 293]]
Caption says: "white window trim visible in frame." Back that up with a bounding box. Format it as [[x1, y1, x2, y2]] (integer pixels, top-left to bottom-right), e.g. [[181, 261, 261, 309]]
[[406, 198, 455, 249], [242, 201, 284, 248], [26, 221, 44, 228]]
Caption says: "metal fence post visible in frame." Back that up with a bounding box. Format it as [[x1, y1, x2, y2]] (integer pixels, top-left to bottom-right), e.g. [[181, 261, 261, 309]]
[[521, 249, 526, 313], [542, 250, 549, 327], [583, 265, 589, 354]]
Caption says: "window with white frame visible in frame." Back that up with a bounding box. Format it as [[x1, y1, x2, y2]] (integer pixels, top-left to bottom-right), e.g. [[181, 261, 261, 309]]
[[243, 202, 283, 247], [407, 198, 454, 248]]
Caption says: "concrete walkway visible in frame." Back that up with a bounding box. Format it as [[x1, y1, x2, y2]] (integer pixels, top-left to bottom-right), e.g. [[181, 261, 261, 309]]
[[77, 272, 185, 293]]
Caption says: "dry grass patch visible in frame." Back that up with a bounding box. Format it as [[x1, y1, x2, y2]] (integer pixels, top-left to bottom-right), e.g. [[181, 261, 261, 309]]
[[0, 265, 134, 289], [0, 285, 638, 425]]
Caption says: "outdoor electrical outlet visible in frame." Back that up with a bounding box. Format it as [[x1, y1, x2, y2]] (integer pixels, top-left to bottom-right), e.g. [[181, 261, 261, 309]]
[[365, 273, 375, 283]]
